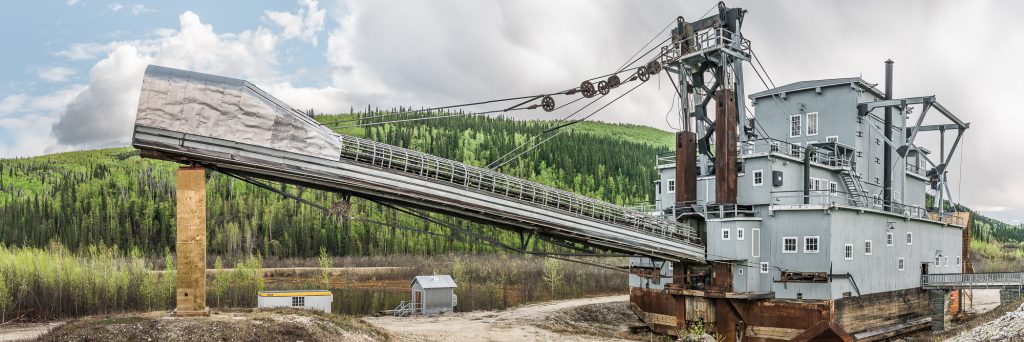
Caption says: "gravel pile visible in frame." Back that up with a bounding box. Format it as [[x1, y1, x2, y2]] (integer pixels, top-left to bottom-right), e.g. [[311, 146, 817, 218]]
[[947, 302, 1024, 342]]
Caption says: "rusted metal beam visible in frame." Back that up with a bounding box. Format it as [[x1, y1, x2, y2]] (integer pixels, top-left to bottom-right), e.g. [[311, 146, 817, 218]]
[[675, 131, 698, 204], [714, 89, 738, 204]]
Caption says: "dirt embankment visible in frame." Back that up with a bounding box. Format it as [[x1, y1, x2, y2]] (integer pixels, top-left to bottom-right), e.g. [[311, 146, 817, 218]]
[[32, 309, 389, 342], [364, 295, 663, 341]]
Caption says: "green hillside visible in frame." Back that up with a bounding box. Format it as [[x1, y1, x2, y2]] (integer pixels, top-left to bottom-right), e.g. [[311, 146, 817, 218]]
[[0, 115, 673, 259]]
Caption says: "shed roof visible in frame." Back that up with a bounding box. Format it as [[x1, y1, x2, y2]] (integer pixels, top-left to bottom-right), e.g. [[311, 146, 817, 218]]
[[411, 275, 457, 289], [749, 77, 884, 100]]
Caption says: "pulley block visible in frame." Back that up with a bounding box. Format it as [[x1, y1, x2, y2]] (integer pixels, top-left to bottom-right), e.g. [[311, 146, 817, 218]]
[[580, 80, 597, 98], [647, 60, 662, 75], [607, 75, 621, 88], [597, 81, 610, 95], [637, 66, 650, 82], [541, 96, 555, 112]]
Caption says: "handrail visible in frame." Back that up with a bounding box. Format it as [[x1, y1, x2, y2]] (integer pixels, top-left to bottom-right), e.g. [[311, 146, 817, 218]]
[[335, 134, 702, 246], [922, 272, 1024, 289], [770, 190, 966, 226]]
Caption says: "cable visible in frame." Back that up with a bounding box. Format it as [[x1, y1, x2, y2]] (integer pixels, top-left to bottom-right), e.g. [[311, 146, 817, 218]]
[[486, 91, 613, 169], [748, 50, 813, 146], [491, 80, 649, 170], [614, 19, 676, 73]]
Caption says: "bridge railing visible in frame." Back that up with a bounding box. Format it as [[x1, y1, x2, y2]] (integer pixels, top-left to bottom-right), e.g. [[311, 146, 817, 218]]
[[922, 272, 1024, 288], [334, 134, 702, 246]]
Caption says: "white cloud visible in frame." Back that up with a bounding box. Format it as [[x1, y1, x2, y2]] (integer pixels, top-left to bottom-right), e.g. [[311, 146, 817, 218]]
[[66, 0, 80, 6], [130, 4, 154, 15], [55, 42, 118, 60], [48, 9, 297, 150], [0, 95, 28, 116], [264, 0, 325, 46], [108, 3, 123, 12], [37, 66, 77, 82]]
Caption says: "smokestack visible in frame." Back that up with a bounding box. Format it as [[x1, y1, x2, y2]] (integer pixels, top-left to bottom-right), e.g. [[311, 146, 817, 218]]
[[883, 60, 893, 212]]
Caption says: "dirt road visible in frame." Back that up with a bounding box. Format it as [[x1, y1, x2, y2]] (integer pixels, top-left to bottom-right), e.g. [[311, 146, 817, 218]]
[[364, 295, 639, 341], [0, 322, 63, 342]]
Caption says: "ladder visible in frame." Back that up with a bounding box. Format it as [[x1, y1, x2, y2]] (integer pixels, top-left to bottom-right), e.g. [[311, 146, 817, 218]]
[[839, 170, 866, 207]]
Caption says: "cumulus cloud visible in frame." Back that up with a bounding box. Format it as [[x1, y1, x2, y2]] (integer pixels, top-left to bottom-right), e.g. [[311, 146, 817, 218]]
[[36, 66, 77, 82], [49, 10, 283, 149], [264, 0, 325, 46], [108, 3, 123, 12]]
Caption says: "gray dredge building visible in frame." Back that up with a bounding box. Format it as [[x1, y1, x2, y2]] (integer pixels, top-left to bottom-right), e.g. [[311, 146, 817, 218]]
[[629, 73, 972, 340]]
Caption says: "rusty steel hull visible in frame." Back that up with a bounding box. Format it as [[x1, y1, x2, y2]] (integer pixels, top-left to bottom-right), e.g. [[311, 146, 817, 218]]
[[630, 287, 932, 341]]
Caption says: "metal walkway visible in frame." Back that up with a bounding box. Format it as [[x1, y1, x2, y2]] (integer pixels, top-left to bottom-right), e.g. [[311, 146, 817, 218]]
[[922, 272, 1024, 290], [131, 65, 705, 262]]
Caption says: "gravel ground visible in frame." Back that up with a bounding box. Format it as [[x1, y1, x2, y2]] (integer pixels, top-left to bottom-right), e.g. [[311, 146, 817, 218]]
[[946, 302, 1024, 342], [33, 309, 389, 342], [366, 295, 648, 341]]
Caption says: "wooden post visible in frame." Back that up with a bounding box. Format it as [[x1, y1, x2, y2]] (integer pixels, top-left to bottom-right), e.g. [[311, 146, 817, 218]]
[[176, 165, 208, 316]]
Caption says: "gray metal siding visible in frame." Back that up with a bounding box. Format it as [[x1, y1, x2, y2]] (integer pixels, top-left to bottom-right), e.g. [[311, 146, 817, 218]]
[[828, 210, 963, 298], [411, 282, 455, 315]]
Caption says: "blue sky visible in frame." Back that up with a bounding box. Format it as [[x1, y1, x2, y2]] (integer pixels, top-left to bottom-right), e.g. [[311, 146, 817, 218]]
[[0, 0, 1022, 224]]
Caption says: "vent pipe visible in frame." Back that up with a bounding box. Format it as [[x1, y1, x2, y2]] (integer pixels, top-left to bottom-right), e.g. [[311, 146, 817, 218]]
[[883, 60, 894, 212]]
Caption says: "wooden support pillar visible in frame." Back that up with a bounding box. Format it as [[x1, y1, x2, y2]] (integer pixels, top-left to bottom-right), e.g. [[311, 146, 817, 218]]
[[175, 165, 208, 316], [715, 89, 738, 204]]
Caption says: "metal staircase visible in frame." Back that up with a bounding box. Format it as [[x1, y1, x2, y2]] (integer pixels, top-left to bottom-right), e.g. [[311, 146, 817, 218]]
[[839, 170, 867, 207]]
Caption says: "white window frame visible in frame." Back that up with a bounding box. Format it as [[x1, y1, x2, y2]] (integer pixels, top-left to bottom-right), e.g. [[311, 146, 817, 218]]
[[667, 180, 676, 193], [806, 112, 819, 136], [790, 114, 802, 138], [737, 228, 745, 240], [826, 135, 839, 143], [864, 240, 872, 255], [829, 181, 837, 195], [655, 180, 662, 195], [898, 258, 905, 271], [804, 236, 820, 254], [721, 228, 731, 240], [906, 232, 913, 246], [738, 268, 744, 275], [956, 256, 962, 266], [844, 244, 854, 260], [760, 262, 769, 274], [752, 170, 764, 187], [812, 178, 822, 191], [935, 256, 941, 266], [783, 237, 798, 254], [886, 232, 894, 246]]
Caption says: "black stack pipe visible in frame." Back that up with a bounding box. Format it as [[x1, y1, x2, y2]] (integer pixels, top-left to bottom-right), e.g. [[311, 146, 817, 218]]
[[883, 60, 893, 212]]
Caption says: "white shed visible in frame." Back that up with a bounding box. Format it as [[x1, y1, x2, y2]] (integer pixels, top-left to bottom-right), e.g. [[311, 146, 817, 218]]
[[257, 290, 333, 313], [410, 275, 458, 315]]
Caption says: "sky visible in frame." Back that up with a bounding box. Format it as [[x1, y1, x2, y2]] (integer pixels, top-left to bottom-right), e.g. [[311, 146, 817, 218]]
[[0, 0, 1022, 223]]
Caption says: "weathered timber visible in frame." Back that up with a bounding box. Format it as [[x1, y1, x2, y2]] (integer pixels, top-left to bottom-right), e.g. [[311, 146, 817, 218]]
[[175, 166, 208, 316]]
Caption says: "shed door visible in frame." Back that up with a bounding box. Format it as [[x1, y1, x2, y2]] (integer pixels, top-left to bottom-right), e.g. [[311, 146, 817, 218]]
[[414, 291, 423, 313]]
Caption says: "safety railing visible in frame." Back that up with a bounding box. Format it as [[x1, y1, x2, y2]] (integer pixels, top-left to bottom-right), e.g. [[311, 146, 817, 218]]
[[771, 190, 966, 226], [334, 134, 701, 246], [746, 138, 854, 169], [922, 272, 1024, 289], [664, 28, 751, 62]]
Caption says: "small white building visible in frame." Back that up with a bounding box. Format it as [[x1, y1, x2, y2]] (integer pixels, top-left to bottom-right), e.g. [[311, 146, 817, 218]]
[[257, 290, 333, 313], [410, 275, 457, 315]]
